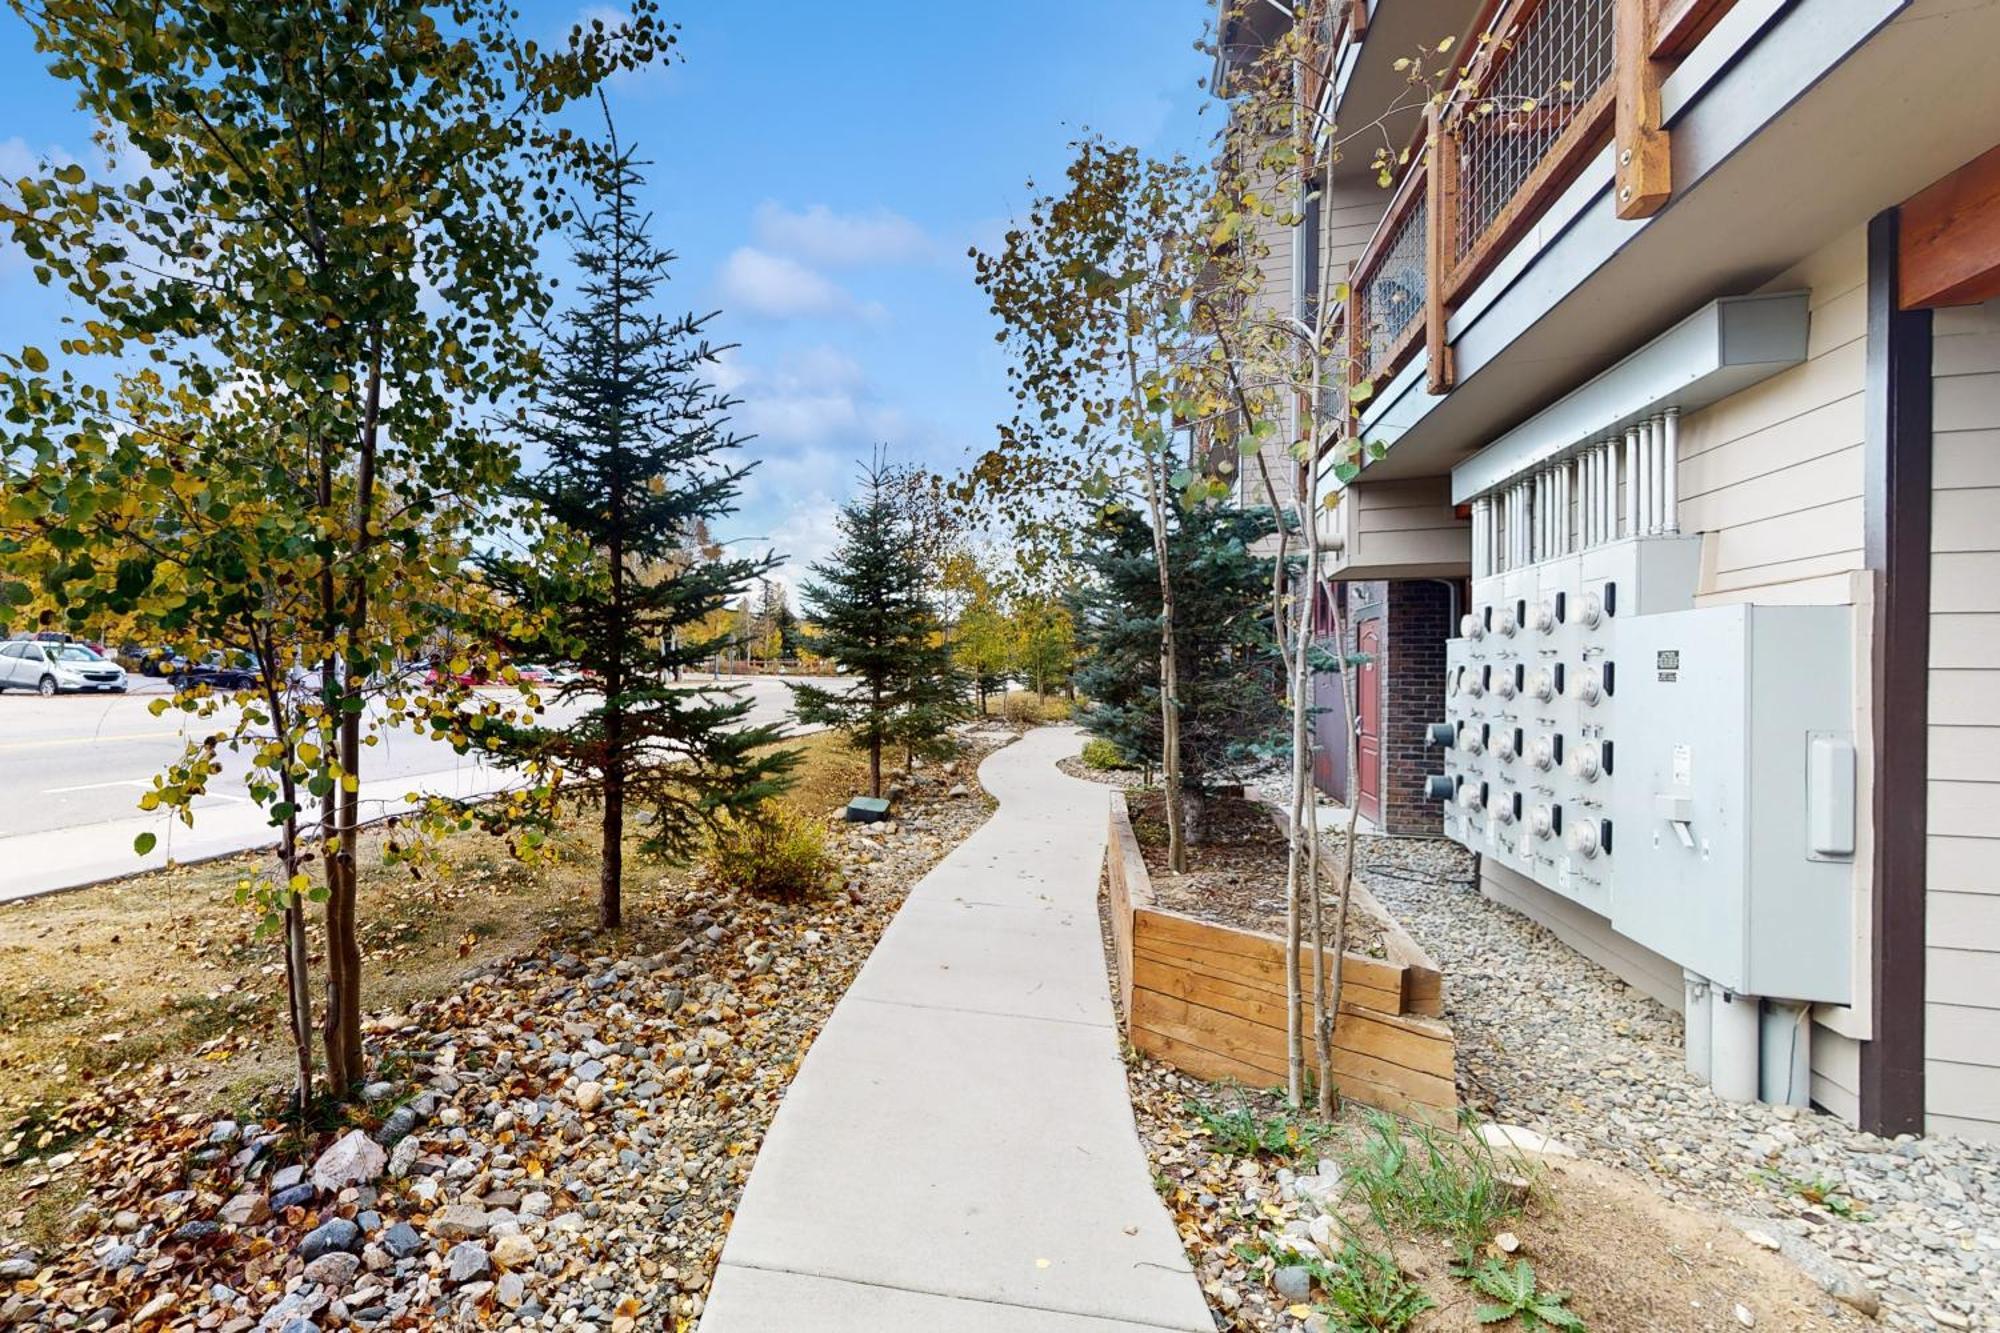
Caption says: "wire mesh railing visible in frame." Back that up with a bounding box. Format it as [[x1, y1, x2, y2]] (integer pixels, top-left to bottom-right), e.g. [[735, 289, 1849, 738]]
[[1352, 177, 1428, 386], [1445, 0, 1617, 288]]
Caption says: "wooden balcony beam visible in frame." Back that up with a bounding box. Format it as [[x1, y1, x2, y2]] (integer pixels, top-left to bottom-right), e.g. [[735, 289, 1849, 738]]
[[1425, 103, 1457, 394], [1614, 0, 1671, 219], [1900, 142, 2000, 310]]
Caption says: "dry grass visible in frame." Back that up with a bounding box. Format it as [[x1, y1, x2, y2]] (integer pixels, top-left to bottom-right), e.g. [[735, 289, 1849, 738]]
[[0, 728, 904, 1195]]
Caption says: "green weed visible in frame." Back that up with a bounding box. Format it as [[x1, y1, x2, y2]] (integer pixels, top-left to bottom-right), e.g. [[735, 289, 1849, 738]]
[[1189, 1097, 1331, 1162], [1342, 1111, 1527, 1251], [1462, 1256, 1586, 1330]]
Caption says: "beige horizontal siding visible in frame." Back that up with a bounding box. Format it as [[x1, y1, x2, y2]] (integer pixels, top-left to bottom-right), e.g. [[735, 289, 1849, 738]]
[[1928, 297, 2000, 1142], [1681, 230, 1867, 602], [1813, 1029, 1861, 1125]]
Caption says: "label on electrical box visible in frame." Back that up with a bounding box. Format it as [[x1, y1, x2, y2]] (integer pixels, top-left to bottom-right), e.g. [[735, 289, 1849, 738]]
[[1558, 860, 1573, 894], [1517, 832, 1532, 860], [1657, 649, 1680, 683], [1672, 743, 1693, 788]]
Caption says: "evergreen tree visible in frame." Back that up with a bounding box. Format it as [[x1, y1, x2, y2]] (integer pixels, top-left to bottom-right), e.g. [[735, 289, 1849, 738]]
[[1074, 502, 1288, 817], [793, 462, 967, 796], [484, 134, 796, 928]]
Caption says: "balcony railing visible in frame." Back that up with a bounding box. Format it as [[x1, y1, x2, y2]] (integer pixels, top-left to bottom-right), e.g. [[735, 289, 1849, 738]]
[[1349, 162, 1429, 388], [1342, 0, 1728, 402]]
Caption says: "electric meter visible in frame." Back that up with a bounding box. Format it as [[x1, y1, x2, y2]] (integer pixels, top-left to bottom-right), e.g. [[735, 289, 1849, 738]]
[[1460, 613, 1485, 641], [1494, 729, 1517, 762], [1461, 725, 1486, 756], [1494, 670, 1517, 700], [1527, 668, 1554, 703], [1567, 821, 1600, 859], [1579, 592, 1603, 629], [1496, 606, 1519, 638], [1459, 784, 1485, 814], [1575, 667, 1602, 706], [1530, 601, 1556, 634], [1568, 742, 1601, 782], [1527, 736, 1554, 771], [1529, 804, 1555, 840]]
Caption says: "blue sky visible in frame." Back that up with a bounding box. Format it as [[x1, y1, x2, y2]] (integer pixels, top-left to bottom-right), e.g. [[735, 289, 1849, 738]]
[[0, 1, 1217, 593]]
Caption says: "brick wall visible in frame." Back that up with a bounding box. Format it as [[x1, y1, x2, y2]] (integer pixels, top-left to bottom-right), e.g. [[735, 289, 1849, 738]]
[[1379, 580, 1452, 835]]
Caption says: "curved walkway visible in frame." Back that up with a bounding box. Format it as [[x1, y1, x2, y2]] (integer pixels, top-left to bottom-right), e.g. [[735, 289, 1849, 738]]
[[700, 726, 1212, 1332]]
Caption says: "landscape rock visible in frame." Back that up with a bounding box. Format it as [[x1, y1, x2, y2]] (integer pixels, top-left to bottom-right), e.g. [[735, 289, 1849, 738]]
[[302, 1252, 361, 1289], [380, 1221, 424, 1260], [445, 1241, 490, 1284], [298, 1218, 360, 1263], [310, 1129, 386, 1193], [427, 1203, 490, 1241]]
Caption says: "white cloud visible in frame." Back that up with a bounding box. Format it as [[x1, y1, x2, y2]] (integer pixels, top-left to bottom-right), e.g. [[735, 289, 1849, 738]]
[[751, 202, 933, 268], [716, 247, 884, 322], [722, 345, 903, 452]]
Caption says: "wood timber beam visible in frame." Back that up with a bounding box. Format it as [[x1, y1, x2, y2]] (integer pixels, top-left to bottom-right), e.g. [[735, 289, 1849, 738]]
[[1900, 142, 2000, 310], [1615, 0, 1671, 218], [1425, 103, 1456, 394]]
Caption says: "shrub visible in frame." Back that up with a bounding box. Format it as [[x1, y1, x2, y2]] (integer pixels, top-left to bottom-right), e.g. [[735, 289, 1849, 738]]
[[1080, 737, 1128, 770], [1001, 690, 1072, 724], [702, 804, 833, 899]]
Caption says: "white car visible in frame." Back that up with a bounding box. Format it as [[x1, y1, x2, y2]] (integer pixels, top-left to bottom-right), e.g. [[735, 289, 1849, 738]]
[[0, 640, 130, 695]]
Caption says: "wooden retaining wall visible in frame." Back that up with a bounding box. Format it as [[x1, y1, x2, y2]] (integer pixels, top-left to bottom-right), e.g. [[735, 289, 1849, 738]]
[[1106, 792, 1458, 1123]]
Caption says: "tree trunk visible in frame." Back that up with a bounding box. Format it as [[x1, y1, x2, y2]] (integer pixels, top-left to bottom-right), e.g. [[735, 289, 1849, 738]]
[[600, 760, 624, 928]]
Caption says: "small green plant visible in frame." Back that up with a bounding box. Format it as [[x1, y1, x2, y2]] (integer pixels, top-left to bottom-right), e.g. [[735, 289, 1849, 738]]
[[1316, 1240, 1436, 1332], [1189, 1098, 1329, 1161], [1342, 1111, 1527, 1251], [1081, 737, 1129, 770], [701, 803, 833, 899], [1758, 1169, 1870, 1220], [1464, 1257, 1585, 1330]]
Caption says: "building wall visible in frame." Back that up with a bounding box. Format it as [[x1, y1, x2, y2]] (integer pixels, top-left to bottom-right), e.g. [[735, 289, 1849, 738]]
[[1927, 295, 2000, 1142], [1678, 227, 1869, 604], [1472, 229, 1875, 1124], [1380, 581, 1450, 835]]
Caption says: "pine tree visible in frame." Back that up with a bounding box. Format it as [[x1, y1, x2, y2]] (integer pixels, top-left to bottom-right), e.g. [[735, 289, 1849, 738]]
[[792, 462, 967, 797], [1073, 501, 1289, 821], [484, 131, 796, 928]]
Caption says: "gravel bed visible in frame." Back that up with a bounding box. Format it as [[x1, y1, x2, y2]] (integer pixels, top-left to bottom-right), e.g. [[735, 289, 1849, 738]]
[[0, 741, 1004, 1332], [1346, 831, 2000, 1333]]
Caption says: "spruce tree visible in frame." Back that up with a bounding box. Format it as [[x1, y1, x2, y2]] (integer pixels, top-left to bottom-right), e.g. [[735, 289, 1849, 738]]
[[793, 463, 966, 797], [1073, 501, 1288, 817], [485, 134, 795, 928]]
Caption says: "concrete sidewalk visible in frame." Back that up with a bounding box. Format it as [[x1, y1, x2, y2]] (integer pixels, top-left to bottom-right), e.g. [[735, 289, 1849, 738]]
[[700, 726, 1212, 1333]]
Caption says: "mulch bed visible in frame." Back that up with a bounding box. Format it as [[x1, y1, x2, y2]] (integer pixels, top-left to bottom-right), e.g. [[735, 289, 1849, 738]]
[[1125, 789, 1391, 960]]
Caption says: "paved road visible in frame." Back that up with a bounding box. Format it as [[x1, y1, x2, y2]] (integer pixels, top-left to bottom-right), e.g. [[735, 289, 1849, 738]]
[[0, 676, 822, 903], [701, 726, 1212, 1333]]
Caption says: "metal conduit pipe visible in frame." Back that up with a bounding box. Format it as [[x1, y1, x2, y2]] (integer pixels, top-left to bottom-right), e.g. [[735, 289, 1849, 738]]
[[1636, 418, 1654, 535], [1662, 407, 1681, 534], [1624, 426, 1640, 539], [1650, 415, 1667, 534], [1580, 452, 1592, 548], [1560, 461, 1571, 555], [1605, 440, 1618, 542]]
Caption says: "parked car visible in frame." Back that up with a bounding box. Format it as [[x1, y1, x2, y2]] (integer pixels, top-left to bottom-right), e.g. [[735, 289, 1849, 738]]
[[170, 652, 262, 693], [0, 639, 129, 695], [128, 645, 190, 677]]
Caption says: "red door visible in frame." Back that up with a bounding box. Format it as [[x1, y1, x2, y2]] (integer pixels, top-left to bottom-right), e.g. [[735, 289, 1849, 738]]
[[1356, 618, 1383, 826]]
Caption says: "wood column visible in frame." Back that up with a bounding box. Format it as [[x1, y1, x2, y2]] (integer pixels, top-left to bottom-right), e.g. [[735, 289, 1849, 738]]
[[1859, 208, 1931, 1138]]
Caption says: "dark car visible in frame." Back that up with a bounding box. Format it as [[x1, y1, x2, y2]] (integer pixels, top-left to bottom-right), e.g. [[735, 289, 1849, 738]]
[[170, 652, 262, 692]]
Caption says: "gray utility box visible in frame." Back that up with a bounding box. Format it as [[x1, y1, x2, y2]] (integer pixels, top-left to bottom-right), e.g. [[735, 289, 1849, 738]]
[[1609, 604, 1855, 1003]]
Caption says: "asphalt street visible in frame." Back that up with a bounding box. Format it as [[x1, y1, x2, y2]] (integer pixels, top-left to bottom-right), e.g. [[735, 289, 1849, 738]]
[[0, 675, 822, 903]]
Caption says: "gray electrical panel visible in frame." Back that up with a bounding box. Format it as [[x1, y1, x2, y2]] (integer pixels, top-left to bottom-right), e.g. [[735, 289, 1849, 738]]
[[1439, 537, 1856, 1005], [1610, 604, 1854, 1002]]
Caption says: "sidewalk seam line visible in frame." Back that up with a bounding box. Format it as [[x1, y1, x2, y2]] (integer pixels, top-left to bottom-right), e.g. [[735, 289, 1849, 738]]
[[714, 1258, 1210, 1332], [849, 993, 1115, 1030]]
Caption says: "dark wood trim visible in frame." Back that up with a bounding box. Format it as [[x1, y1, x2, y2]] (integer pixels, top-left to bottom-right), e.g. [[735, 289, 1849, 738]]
[[1858, 207, 1930, 1138]]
